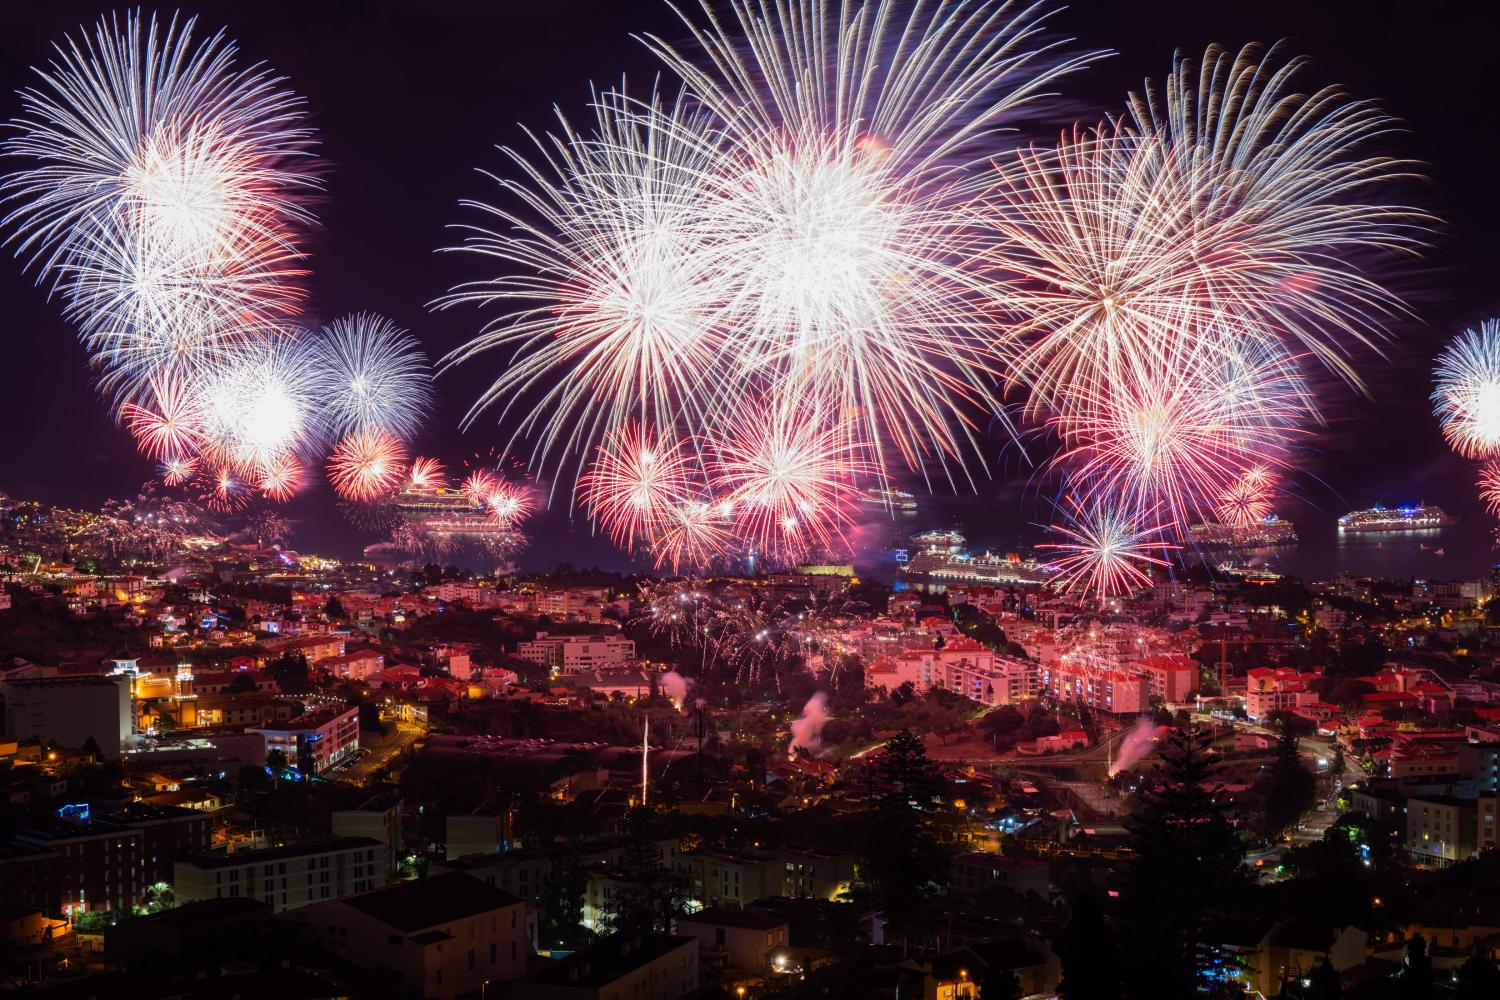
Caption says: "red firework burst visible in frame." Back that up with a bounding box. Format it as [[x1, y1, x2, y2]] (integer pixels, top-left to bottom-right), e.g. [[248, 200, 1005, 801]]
[[121, 373, 204, 460], [327, 429, 408, 502], [578, 423, 699, 551], [408, 456, 448, 493], [258, 453, 306, 502]]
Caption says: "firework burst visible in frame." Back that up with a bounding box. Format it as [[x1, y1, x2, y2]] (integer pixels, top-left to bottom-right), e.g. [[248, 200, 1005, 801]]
[[1480, 461, 1500, 518], [710, 402, 867, 563], [1433, 320, 1500, 459], [579, 423, 700, 552], [121, 372, 204, 461], [1039, 496, 1177, 600], [315, 312, 432, 441], [327, 429, 408, 503], [408, 456, 448, 493]]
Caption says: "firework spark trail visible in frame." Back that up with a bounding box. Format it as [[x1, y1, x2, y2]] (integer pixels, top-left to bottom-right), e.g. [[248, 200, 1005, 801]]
[[1433, 320, 1500, 459]]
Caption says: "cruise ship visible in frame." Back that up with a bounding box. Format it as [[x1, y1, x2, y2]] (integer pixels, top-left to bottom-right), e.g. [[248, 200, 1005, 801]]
[[392, 485, 510, 536], [1187, 515, 1299, 548], [1337, 504, 1456, 533], [860, 487, 920, 513], [901, 530, 1056, 586]]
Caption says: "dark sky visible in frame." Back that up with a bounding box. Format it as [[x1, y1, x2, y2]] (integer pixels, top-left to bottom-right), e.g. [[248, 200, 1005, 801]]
[[4, 1, 1500, 571]]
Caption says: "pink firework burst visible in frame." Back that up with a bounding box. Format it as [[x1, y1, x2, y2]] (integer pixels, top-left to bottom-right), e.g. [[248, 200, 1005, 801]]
[[461, 469, 498, 507], [1038, 496, 1177, 600], [578, 423, 699, 551], [710, 402, 866, 564], [258, 453, 306, 502], [121, 373, 204, 460], [198, 464, 252, 513], [1215, 466, 1278, 527], [1054, 336, 1305, 532], [159, 454, 199, 487], [653, 501, 733, 574], [1480, 462, 1500, 518], [483, 479, 535, 530], [327, 429, 407, 502]]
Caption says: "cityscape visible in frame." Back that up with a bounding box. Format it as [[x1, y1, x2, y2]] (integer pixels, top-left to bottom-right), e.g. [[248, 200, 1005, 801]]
[[3, 2, 1500, 999]]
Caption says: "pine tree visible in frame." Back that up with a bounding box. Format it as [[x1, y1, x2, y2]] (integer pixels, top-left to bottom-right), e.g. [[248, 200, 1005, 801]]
[[1058, 892, 1122, 1000], [603, 809, 688, 939], [1122, 725, 1245, 999], [861, 729, 949, 954], [541, 850, 590, 949]]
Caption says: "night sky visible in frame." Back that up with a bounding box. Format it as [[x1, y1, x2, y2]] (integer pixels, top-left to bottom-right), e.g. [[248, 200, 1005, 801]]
[[4, 1, 1500, 572]]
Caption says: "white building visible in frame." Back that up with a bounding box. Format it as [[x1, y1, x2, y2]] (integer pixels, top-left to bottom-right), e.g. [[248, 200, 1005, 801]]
[[249, 705, 359, 774], [515, 633, 635, 676], [174, 836, 385, 912]]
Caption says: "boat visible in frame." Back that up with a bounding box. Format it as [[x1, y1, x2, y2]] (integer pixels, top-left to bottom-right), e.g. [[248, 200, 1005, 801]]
[[1187, 514, 1298, 548], [1337, 504, 1456, 533], [859, 487, 920, 513], [901, 530, 1056, 586]]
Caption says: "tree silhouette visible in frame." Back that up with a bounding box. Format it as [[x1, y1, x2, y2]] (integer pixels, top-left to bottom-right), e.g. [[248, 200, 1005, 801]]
[[860, 729, 948, 955], [1122, 725, 1244, 998], [1058, 892, 1121, 1000], [1397, 934, 1433, 1000]]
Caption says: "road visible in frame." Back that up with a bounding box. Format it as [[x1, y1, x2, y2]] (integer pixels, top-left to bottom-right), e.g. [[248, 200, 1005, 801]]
[[336, 721, 424, 786]]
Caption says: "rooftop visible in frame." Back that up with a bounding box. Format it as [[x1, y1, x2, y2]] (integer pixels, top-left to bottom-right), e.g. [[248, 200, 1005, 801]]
[[521, 933, 696, 988], [180, 837, 380, 869], [336, 872, 522, 932]]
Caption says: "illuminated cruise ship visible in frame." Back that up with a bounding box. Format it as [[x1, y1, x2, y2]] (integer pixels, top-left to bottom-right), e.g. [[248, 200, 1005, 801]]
[[1187, 515, 1298, 548], [392, 485, 508, 535], [859, 487, 920, 513], [1337, 504, 1456, 533], [901, 530, 1056, 586]]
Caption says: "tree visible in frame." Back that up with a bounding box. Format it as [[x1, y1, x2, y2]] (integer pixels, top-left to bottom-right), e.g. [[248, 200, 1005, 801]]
[[266, 652, 311, 693], [1257, 729, 1318, 840], [540, 850, 590, 949], [324, 596, 347, 620], [80, 734, 102, 759], [860, 729, 949, 955], [1396, 934, 1433, 1000], [226, 671, 258, 694], [603, 809, 689, 939], [1305, 955, 1341, 999], [1455, 944, 1500, 999], [1121, 725, 1245, 999], [1058, 892, 1121, 1000]]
